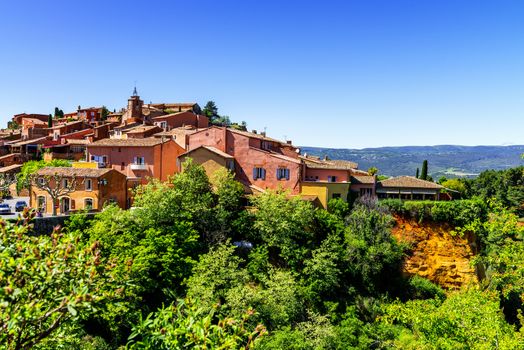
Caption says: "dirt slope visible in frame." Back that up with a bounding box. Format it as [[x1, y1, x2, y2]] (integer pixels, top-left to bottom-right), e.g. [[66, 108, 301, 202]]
[[391, 216, 478, 289]]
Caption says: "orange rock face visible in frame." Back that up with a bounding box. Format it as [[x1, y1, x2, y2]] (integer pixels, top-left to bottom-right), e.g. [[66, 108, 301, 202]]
[[391, 216, 478, 289]]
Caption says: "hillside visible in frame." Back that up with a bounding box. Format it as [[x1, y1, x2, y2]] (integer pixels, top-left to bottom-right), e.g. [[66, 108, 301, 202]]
[[300, 145, 524, 178]]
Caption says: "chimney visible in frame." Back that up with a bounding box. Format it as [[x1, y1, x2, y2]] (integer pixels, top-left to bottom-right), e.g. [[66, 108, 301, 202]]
[[323, 155, 330, 161], [252, 130, 257, 134], [286, 140, 292, 145], [261, 131, 266, 137]]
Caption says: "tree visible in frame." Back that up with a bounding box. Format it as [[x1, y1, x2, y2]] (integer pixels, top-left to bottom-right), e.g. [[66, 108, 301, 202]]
[[127, 298, 266, 349], [415, 167, 419, 178], [47, 114, 53, 127], [0, 212, 123, 349], [16, 160, 72, 195], [203, 101, 218, 119], [54, 107, 64, 119], [100, 106, 109, 121], [32, 172, 77, 216], [0, 173, 16, 198], [420, 160, 428, 180], [367, 167, 378, 176]]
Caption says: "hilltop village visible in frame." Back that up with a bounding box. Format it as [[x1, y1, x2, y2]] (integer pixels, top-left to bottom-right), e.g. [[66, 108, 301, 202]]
[[0, 90, 448, 216]]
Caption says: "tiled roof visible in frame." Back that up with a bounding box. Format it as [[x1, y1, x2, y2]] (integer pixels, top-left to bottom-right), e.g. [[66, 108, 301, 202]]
[[0, 153, 21, 160], [0, 164, 22, 173], [351, 175, 376, 184], [23, 118, 47, 125], [301, 156, 358, 170], [154, 126, 201, 137], [228, 127, 288, 145], [125, 125, 161, 134], [10, 137, 48, 147], [36, 167, 112, 178], [182, 145, 234, 159], [50, 120, 85, 129], [90, 137, 166, 147], [378, 176, 444, 189]]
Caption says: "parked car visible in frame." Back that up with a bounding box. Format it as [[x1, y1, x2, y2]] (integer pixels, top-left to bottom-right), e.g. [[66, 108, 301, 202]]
[[0, 203, 11, 215], [15, 201, 28, 212]]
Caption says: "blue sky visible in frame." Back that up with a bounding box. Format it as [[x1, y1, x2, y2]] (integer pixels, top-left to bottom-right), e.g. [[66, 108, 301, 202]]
[[0, 0, 522, 148]]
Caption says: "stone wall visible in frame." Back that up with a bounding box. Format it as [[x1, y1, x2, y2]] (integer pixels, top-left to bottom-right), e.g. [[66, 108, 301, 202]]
[[27, 213, 95, 235]]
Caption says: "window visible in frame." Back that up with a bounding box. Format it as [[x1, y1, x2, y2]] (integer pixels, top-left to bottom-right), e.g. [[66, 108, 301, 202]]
[[84, 198, 93, 210], [134, 156, 145, 165], [227, 160, 235, 171], [328, 176, 337, 183], [277, 168, 290, 180], [160, 121, 167, 129], [63, 179, 69, 188], [85, 178, 92, 191], [37, 196, 46, 212], [261, 141, 271, 150], [38, 177, 45, 185], [90, 112, 95, 117], [253, 167, 266, 180]]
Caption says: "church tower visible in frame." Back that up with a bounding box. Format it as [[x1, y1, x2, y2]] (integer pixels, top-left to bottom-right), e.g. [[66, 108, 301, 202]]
[[123, 86, 144, 124]]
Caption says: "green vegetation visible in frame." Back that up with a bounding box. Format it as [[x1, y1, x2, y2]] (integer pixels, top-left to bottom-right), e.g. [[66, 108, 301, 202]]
[[1, 160, 524, 349], [16, 159, 72, 194], [420, 160, 428, 180]]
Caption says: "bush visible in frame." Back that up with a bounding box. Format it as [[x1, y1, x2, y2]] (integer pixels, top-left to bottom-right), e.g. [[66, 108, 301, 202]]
[[380, 199, 488, 226]]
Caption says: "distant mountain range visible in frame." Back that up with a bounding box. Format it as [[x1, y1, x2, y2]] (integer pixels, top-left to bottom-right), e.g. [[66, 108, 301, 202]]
[[300, 145, 524, 178]]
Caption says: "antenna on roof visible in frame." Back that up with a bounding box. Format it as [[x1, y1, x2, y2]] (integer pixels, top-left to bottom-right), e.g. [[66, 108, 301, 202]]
[[133, 81, 138, 96]]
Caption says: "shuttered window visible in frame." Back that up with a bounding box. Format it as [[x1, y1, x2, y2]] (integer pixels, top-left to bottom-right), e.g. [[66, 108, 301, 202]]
[[277, 168, 290, 180], [253, 167, 266, 180]]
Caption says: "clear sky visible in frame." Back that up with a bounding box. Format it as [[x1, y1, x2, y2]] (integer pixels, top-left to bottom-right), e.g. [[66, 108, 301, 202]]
[[0, 0, 522, 148]]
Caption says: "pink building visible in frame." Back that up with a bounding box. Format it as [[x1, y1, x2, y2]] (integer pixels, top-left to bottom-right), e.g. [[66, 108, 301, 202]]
[[187, 126, 303, 194]]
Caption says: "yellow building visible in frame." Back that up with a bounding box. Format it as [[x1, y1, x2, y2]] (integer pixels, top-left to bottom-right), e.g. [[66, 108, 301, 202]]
[[300, 181, 350, 209], [178, 145, 235, 178]]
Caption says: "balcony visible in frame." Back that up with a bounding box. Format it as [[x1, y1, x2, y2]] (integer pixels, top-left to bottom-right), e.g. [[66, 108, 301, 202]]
[[130, 163, 148, 170]]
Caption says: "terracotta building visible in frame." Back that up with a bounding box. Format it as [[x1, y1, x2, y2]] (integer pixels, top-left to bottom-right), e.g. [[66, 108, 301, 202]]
[[186, 126, 303, 194], [31, 167, 127, 215], [87, 137, 185, 183]]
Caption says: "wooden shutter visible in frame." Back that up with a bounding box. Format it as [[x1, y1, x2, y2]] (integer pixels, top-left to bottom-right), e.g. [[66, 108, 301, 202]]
[[253, 167, 257, 180], [261, 168, 266, 180], [286, 169, 290, 180]]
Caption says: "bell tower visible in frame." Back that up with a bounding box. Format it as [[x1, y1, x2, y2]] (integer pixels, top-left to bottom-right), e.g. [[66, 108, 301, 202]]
[[123, 86, 144, 124]]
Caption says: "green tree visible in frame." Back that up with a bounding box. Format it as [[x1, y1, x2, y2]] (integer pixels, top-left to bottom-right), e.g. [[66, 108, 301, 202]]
[[416, 167, 419, 178], [47, 114, 53, 127], [250, 190, 316, 268], [367, 167, 378, 176], [203, 101, 219, 123], [127, 298, 266, 349], [420, 160, 428, 180], [100, 106, 109, 121], [0, 213, 123, 349], [16, 160, 72, 194]]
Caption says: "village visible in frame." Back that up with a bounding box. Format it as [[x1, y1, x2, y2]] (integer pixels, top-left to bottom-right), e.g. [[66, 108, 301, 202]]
[[0, 89, 448, 217]]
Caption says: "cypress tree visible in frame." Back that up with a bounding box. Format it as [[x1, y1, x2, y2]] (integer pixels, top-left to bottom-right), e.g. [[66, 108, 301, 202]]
[[420, 160, 428, 180], [47, 114, 52, 128], [416, 168, 419, 178]]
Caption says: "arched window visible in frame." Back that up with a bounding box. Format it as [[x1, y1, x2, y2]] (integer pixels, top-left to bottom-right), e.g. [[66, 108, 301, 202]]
[[84, 198, 93, 210]]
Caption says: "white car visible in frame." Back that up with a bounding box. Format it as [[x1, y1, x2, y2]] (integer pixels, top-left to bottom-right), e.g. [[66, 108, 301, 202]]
[[0, 203, 11, 215]]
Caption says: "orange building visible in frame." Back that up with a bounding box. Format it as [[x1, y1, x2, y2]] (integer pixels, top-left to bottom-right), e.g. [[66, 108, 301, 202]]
[[87, 137, 185, 183], [31, 167, 128, 215]]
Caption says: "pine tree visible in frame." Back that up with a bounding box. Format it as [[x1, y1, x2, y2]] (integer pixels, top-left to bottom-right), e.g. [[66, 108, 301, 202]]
[[420, 160, 428, 180]]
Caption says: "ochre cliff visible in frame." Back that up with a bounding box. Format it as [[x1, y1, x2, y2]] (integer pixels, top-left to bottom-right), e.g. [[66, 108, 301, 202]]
[[391, 216, 478, 289]]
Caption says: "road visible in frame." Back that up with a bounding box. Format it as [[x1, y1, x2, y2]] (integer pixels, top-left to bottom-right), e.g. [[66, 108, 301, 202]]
[[0, 197, 30, 220]]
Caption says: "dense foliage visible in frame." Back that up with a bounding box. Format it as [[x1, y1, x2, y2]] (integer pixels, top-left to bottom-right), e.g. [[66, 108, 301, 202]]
[[1, 161, 523, 349]]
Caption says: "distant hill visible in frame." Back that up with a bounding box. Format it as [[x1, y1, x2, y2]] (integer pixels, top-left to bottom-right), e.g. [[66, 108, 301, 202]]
[[300, 145, 524, 178]]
